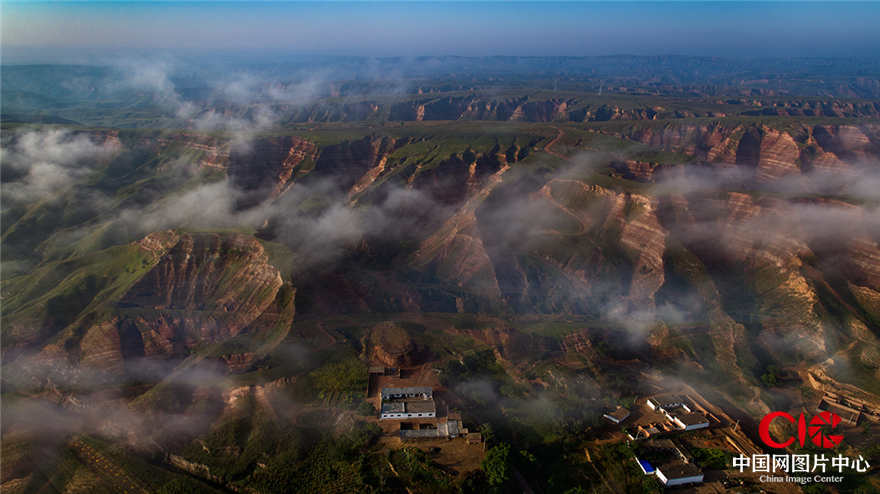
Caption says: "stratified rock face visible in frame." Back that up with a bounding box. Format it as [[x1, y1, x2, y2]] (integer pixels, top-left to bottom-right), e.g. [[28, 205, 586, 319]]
[[461, 178, 669, 315], [734, 127, 801, 181], [843, 238, 880, 291], [362, 95, 880, 123], [812, 125, 875, 161], [617, 123, 880, 183], [309, 136, 401, 192], [136, 230, 182, 259], [297, 141, 528, 316], [609, 160, 660, 182], [390, 96, 573, 122], [754, 128, 802, 181], [619, 195, 667, 305], [79, 319, 125, 372], [408, 158, 513, 307], [801, 142, 847, 173], [120, 232, 283, 351], [623, 122, 739, 160], [660, 192, 834, 363], [150, 133, 229, 169], [227, 136, 318, 206], [13, 122, 875, 397]]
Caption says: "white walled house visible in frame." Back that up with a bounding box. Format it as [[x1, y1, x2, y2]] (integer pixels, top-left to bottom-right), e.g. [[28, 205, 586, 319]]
[[381, 387, 432, 401], [655, 463, 704, 487], [646, 395, 709, 431], [603, 406, 631, 424], [671, 412, 709, 431], [379, 387, 436, 420]]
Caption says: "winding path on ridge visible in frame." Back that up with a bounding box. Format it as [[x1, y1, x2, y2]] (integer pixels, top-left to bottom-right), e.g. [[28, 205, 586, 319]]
[[536, 127, 595, 236], [533, 179, 593, 236], [543, 126, 569, 161]]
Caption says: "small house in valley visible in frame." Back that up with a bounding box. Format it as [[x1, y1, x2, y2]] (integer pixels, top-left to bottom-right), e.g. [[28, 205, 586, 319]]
[[380, 387, 436, 420], [603, 406, 631, 424]]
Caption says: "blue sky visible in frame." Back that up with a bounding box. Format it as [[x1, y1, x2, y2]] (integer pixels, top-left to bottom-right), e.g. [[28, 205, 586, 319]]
[[3, 2, 880, 61]]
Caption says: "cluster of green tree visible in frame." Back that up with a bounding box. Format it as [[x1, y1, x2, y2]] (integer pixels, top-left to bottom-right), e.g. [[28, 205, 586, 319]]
[[690, 447, 733, 470], [441, 350, 509, 388], [250, 421, 383, 493], [593, 443, 661, 494], [440, 350, 528, 408], [177, 411, 496, 494], [179, 394, 303, 485], [308, 356, 368, 407], [482, 442, 511, 488], [387, 447, 458, 491], [760, 365, 780, 387], [439, 352, 613, 492]]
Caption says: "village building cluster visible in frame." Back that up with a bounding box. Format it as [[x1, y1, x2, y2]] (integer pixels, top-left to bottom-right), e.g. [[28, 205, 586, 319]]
[[602, 393, 715, 487], [368, 366, 479, 444], [633, 438, 705, 487], [816, 391, 880, 426], [603, 394, 711, 439], [646, 396, 710, 431]]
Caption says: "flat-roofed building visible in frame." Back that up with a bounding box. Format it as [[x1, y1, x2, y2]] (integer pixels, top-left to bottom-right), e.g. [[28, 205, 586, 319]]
[[655, 462, 704, 487], [671, 411, 709, 431], [646, 395, 693, 414], [647, 394, 709, 431], [603, 406, 631, 424], [636, 458, 656, 475], [381, 387, 432, 400], [399, 418, 462, 441], [380, 387, 436, 420]]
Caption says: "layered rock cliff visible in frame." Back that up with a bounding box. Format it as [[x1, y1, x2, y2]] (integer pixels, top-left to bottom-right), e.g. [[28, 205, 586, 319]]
[[227, 136, 318, 203], [120, 232, 283, 352], [284, 96, 880, 123], [617, 122, 880, 184]]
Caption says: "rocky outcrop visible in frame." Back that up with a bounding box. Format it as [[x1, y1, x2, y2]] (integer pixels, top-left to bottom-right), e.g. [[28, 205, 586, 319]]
[[151, 133, 229, 169], [622, 122, 743, 162], [218, 282, 297, 373], [434, 178, 672, 316], [619, 194, 667, 306], [308, 136, 404, 193], [616, 122, 880, 187], [227, 136, 317, 202], [660, 192, 833, 364], [390, 96, 572, 122], [609, 160, 660, 182], [843, 238, 880, 291], [849, 283, 880, 323], [120, 232, 283, 351], [78, 319, 125, 372], [735, 127, 801, 181], [408, 155, 513, 308], [136, 230, 182, 259], [369, 96, 880, 123], [365, 322, 418, 367], [812, 125, 875, 161]]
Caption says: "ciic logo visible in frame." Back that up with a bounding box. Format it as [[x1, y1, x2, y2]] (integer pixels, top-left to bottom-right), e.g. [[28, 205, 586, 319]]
[[759, 411, 843, 449]]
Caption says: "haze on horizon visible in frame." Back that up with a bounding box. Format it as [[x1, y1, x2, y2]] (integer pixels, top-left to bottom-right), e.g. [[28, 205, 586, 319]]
[[3, 1, 880, 63]]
